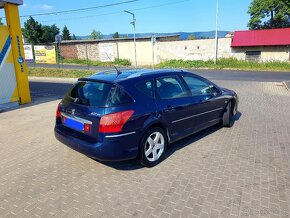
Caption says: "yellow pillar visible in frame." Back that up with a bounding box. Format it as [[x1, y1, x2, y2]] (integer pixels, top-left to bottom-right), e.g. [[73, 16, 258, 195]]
[[4, 3, 31, 104]]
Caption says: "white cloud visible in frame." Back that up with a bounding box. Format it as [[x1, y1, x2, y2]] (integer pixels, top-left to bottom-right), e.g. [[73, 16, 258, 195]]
[[40, 4, 53, 10]]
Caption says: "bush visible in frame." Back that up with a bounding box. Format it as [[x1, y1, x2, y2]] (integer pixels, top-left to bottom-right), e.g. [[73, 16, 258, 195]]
[[114, 59, 131, 66], [156, 58, 290, 72], [62, 58, 131, 67]]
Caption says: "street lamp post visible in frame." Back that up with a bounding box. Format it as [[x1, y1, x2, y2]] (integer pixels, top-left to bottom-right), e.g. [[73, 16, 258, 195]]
[[124, 10, 137, 68], [214, 0, 219, 64]]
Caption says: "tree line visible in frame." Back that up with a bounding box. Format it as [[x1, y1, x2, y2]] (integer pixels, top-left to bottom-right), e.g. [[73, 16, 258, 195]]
[[21, 17, 76, 43], [21, 17, 122, 44]]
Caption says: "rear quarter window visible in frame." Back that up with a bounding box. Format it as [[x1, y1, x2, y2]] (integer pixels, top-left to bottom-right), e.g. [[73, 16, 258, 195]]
[[106, 86, 134, 107], [135, 81, 153, 97]]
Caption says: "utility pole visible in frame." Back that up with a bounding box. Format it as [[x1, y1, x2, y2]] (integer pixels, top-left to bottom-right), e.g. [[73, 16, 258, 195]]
[[214, 0, 219, 64], [124, 10, 137, 68], [151, 34, 156, 69]]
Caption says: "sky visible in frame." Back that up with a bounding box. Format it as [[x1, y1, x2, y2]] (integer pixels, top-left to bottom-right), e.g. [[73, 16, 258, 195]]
[[0, 0, 253, 36]]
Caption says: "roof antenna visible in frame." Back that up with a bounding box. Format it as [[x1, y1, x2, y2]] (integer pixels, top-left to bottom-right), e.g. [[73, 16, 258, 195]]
[[104, 52, 122, 76]]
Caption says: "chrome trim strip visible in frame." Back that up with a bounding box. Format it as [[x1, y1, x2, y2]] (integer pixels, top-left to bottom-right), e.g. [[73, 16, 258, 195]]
[[61, 112, 92, 124], [105, 131, 136, 138], [172, 107, 224, 124]]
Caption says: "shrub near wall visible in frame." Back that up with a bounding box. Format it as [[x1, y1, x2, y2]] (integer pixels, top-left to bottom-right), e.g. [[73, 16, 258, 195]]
[[63, 58, 132, 67], [157, 58, 290, 72]]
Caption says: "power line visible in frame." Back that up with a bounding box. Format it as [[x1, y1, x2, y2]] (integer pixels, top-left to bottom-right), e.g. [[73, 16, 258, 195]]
[[34, 0, 191, 24], [8, 0, 140, 18]]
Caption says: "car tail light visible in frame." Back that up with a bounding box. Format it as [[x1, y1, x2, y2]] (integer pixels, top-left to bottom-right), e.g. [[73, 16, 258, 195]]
[[56, 103, 61, 118], [99, 110, 134, 133], [84, 123, 91, 132]]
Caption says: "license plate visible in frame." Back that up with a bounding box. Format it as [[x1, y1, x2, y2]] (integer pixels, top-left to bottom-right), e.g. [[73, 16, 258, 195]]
[[64, 117, 84, 131]]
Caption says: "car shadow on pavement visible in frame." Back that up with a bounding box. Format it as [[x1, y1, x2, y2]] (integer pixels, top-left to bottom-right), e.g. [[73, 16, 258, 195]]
[[100, 111, 242, 171], [0, 81, 74, 113], [29, 81, 73, 104]]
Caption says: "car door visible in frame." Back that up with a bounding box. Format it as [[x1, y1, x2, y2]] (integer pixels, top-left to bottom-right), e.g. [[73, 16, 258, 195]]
[[180, 75, 226, 130], [155, 75, 198, 141]]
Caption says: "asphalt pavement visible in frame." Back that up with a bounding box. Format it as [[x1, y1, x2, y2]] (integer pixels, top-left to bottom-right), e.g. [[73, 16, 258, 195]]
[[27, 63, 290, 82]]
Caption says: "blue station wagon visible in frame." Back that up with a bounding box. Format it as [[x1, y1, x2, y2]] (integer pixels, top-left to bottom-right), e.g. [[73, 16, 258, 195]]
[[55, 69, 238, 167]]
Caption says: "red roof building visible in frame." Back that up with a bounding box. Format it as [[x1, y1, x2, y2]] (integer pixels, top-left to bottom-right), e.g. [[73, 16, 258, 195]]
[[231, 28, 290, 47]]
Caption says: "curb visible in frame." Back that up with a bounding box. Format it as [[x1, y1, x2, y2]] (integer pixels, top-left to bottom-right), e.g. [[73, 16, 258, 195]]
[[29, 76, 78, 83], [283, 81, 290, 91]]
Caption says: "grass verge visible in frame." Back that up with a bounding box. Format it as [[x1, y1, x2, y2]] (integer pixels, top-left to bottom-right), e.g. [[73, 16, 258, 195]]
[[63, 58, 131, 67], [28, 67, 95, 78], [156, 58, 290, 72]]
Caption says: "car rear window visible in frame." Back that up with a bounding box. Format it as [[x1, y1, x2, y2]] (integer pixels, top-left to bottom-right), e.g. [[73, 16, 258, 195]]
[[64, 81, 133, 107]]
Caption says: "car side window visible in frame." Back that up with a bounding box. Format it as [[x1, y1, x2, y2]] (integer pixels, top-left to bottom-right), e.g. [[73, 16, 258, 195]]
[[156, 76, 189, 99], [182, 76, 213, 96], [135, 81, 153, 97]]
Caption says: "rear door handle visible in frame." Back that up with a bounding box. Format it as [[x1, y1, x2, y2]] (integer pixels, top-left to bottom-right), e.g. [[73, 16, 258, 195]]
[[164, 105, 175, 112]]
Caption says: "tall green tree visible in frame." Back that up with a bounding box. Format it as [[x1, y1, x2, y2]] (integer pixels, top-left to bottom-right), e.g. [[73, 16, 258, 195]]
[[62, 25, 71, 40], [90, 29, 103, 39], [112, 32, 120, 39], [41, 24, 60, 43], [72, 34, 77, 40], [22, 16, 43, 43], [248, 0, 290, 29]]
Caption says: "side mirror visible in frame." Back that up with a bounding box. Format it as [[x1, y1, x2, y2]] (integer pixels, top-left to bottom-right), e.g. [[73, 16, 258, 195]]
[[210, 85, 222, 97]]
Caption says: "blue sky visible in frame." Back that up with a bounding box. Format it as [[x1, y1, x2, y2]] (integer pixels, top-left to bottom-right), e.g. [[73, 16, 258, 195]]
[[1, 0, 252, 35]]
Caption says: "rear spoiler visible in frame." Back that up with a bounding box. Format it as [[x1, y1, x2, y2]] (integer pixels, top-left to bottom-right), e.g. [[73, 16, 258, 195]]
[[78, 78, 114, 84]]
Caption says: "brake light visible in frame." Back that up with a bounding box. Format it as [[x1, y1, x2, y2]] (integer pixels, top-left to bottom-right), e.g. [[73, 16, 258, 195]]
[[56, 103, 61, 118], [99, 110, 134, 133]]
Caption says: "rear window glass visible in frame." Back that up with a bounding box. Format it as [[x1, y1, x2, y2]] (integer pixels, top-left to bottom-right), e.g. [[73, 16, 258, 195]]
[[64, 81, 133, 107]]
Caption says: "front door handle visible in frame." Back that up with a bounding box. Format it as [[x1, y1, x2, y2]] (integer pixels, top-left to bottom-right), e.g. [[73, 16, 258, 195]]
[[200, 96, 211, 103]]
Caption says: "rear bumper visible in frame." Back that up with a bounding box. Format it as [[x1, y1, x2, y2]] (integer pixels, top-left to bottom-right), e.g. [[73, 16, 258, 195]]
[[54, 127, 139, 161]]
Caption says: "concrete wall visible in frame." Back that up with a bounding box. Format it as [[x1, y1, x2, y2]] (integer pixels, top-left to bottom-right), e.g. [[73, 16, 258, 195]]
[[157, 38, 232, 62], [60, 38, 290, 66]]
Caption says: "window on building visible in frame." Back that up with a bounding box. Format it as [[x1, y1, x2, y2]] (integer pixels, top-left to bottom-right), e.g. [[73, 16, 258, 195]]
[[245, 51, 261, 62]]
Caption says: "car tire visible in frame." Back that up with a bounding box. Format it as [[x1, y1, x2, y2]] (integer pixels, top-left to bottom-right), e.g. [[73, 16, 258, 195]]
[[139, 127, 168, 167], [222, 101, 234, 127]]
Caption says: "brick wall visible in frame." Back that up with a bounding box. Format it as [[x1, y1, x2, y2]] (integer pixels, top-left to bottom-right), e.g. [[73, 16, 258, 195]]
[[60, 44, 78, 59]]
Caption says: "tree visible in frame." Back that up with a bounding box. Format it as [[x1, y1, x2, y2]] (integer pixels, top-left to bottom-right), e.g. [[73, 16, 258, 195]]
[[41, 24, 60, 43], [22, 16, 43, 43], [187, 34, 197, 40], [248, 0, 290, 29], [62, 25, 71, 40], [112, 32, 120, 39], [72, 34, 77, 40], [90, 29, 103, 39]]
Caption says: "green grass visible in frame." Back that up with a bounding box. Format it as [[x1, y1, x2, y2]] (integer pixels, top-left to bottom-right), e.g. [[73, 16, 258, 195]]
[[28, 67, 95, 78], [157, 58, 290, 72], [62, 58, 131, 67]]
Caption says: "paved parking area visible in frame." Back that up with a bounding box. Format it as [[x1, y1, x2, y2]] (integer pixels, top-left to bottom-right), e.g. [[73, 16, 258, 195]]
[[0, 80, 289, 218]]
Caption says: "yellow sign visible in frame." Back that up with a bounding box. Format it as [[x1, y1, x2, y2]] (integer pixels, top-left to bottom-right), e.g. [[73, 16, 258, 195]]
[[34, 45, 56, 64]]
